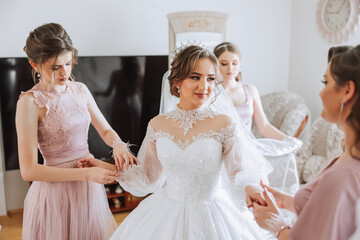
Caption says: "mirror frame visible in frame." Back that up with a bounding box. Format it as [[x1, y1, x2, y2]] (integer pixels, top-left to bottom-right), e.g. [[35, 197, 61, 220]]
[[167, 11, 229, 66]]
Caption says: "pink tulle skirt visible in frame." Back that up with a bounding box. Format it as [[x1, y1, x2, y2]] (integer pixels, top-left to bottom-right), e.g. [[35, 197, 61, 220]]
[[22, 159, 117, 240]]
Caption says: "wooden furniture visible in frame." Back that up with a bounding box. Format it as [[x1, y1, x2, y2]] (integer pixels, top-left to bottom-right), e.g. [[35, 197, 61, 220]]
[[104, 159, 147, 213], [105, 181, 146, 213]]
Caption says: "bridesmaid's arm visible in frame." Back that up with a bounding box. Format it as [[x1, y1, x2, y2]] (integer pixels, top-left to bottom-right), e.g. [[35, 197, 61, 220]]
[[16, 94, 119, 184], [250, 85, 288, 140], [81, 83, 138, 170], [77, 157, 117, 172]]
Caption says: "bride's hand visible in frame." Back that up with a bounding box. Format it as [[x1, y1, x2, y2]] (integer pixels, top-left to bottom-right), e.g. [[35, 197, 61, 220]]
[[245, 183, 267, 208], [252, 188, 285, 234], [260, 181, 289, 208], [86, 167, 120, 184]]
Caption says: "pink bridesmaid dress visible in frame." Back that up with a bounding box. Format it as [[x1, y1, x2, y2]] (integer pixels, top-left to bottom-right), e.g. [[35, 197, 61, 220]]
[[234, 85, 254, 130], [20, 81, 117, 240], [290, 158, 360, 240]]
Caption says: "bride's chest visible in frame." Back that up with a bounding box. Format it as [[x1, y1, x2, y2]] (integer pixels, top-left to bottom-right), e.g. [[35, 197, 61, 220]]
[[155, 136, 223, 174]]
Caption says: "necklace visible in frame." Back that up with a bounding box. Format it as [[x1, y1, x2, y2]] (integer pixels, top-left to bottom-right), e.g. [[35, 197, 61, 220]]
[[165, 105, 216, 135]]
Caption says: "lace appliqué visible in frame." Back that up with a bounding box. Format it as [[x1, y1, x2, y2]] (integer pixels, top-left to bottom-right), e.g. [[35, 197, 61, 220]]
[[29, 82, 90, 151], [40, 97, 72, 151], [194, 123, 237, 148], [163, 106, 216, 135], [68, 82, 90, 128], [150, 123, 237, 151]]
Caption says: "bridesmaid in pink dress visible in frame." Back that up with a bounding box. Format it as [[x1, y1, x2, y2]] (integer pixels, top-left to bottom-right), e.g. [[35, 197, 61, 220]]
[[214, 42, 290, 139], [250, 45, 360, 240], [16, 23, 138, 240], [214, 42, 301, 196]]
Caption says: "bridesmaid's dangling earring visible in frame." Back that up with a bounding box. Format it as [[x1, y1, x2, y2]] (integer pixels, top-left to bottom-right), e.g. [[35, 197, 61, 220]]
[[177, 87, 180, 94], [338, 100, 344, 125]]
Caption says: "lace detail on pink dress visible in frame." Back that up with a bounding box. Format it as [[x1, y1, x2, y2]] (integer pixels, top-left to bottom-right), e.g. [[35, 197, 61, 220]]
[[68, 82, 89, 118], [19, 81, 91, 158], [67, 82, 91, 136], [41, 98, 72, 151]]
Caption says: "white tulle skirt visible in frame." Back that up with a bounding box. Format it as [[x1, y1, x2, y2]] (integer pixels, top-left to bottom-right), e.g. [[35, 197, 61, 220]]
[[22, 159, 117, 240], [110, 189, 271, 240]]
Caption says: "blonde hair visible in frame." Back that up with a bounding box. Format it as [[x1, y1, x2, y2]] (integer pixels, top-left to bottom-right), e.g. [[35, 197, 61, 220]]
[[169, 45, 220, 97], [213, 42, 242, 81]]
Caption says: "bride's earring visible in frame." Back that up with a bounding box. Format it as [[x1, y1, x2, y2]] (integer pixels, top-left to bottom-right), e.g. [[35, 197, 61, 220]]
[[177, 86, 180, 94]]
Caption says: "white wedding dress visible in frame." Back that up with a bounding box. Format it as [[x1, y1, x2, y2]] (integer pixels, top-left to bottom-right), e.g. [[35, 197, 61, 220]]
[[110, 106, 274, 240], [159, 71, 302, 195]]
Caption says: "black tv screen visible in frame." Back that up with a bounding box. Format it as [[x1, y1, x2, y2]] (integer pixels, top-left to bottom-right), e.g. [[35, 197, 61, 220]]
[[0, 55, 168, 170]]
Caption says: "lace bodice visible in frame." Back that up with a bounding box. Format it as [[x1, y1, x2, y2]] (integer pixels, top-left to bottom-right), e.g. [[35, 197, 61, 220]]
[[19, 81, 91, 165], [151, 122, 235, 202], [118, 107, 272, 205], [163, 106, 216, 135]]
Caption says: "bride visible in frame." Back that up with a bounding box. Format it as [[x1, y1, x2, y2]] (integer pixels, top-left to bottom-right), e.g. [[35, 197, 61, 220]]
[[81, 44, 276, 239]]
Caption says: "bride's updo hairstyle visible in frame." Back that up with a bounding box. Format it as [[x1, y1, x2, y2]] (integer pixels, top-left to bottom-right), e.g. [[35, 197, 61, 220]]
[[329, 44, 360, 159], [169, 45, 220, 98], [213, 42, 242, 81], [24, 23, 78, 83]]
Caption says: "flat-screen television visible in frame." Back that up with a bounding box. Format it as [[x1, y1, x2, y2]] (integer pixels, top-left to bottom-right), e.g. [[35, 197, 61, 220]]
[[0, 55, 168, 170]]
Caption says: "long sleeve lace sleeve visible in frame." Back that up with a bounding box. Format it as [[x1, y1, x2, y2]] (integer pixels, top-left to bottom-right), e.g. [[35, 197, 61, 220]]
[[117, 124, 165, 197], [222, 124, 273, 207]]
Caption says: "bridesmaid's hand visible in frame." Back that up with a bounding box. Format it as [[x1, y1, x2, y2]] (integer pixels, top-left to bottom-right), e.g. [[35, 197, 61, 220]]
[[259, 180, 289, 209], [86, 167, 120, 184], [252, 187, 284, 234], [77, 157, 101, 168], [112, 140, 140, 171]]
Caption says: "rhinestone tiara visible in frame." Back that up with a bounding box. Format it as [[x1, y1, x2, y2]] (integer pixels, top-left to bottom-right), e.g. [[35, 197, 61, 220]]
[[170, 40, 208, 62]]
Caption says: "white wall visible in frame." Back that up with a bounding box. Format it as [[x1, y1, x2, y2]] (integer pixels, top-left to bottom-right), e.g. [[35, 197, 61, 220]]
[[0, 0, 293, 212], [289, 0, 360, 120]]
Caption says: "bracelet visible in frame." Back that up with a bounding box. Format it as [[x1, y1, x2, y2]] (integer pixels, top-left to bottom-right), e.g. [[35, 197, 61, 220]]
[[111, 139, 134, 157], [276, 225, 291, 239], [111, 139, 128, 150]]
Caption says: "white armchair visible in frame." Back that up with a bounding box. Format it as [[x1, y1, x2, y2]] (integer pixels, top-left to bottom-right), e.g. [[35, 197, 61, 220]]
[[251, 91, 311, 195], [296, 117, 344, 183], [252, 91, 311, 141]]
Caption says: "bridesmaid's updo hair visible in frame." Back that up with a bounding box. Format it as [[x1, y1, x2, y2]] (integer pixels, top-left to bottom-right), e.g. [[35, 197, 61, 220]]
[[24, 23, 78, 83], [169, 45, 220, 98], [328, 44, 360, 159], [213, 42, 242, 81]]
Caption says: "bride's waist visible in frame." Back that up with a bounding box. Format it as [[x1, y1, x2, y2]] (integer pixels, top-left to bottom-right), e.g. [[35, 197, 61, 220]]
[[164, 181, 220, 203]]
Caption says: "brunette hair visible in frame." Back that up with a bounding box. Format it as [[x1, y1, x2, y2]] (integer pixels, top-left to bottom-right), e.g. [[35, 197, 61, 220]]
[[23, 23, 78, 83], [213, 42, 242, 81], [169, 45, 220, 97], [328, 45, 360, 158]]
